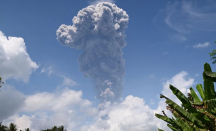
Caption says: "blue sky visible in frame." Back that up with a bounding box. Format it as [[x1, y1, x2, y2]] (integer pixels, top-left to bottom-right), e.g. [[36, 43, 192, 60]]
[[0, 0, 216, 130]]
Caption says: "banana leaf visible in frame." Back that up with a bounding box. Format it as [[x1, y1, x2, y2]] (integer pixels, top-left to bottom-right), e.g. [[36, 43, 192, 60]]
[[169, 85, 195, 112], [203, 63, 215, 100], [190, 87, 201, 103], [155, 114, 176, 126], [167, 124, 179, 131], [196, 84, 205, 101], [172, 111, 194, 131], [204, 71, 216, 82]]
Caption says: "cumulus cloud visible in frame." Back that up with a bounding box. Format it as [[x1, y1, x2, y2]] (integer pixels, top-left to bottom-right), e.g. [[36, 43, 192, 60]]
[[56, 2, 129, 104], [1, 71, 196, 131], [22, 88, 90, 113], [0, 31, 38, 82], [2, 89, 161, 131], [193, 42, 210, 48], [3, 115, 32, 130], [2, 87, 98, 131], [91, 71, 194, 131]]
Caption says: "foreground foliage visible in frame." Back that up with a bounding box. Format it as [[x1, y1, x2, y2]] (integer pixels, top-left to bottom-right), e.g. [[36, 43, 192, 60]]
[[155, 63, 216, 131]]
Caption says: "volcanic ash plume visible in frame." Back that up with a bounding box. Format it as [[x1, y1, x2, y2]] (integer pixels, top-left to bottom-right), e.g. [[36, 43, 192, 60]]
[[56, 2, 129, 103]]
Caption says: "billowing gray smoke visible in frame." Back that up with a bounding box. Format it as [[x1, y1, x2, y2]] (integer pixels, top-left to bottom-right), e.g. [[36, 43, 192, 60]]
[[56, 2, 129, 104]]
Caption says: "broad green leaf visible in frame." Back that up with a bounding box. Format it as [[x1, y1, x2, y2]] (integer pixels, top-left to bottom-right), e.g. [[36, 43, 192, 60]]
[[203, 77, 215, 100], [196, 84, 205, 101], [169, 84, 211, 128], [170, 84, 190, 104], [198, 109, 216, 120], [203, 99, 216, 110], [203, 63, 215, 100], [173, 111, 194, 131], [155, 114, 175, 125], [169, 84, 197, 113], [190, 87, 201, 103], [167, 124, 179, 131], [204, 71, 216, 82]]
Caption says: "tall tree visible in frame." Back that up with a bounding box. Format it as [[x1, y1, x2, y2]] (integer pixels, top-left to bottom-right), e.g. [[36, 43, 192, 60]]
[[8, 123, 18, 131], [0, 122, 8, 131], [58, 125, 67, 131]]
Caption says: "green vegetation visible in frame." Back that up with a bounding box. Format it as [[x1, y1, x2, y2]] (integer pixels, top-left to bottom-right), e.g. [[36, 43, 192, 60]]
[[41, 125, 67, 131], [155, 62, 216, 131], [0, 122, 8, 131], [209, 41, 216, 64], [0, 122, 66, 131], [0, 77, 4, 92], [0, 122, 18, 131]]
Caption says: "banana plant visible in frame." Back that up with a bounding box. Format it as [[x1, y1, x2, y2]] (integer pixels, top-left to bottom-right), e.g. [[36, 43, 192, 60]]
[[155, 63, 216, 131]]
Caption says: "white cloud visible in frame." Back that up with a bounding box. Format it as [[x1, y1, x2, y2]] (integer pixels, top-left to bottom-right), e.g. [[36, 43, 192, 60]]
[[195, 74, 199, 77], [2, 87, 97, 131], [23, 88, 92, 113], [1, 70, 196, 131], [41, 66, 54, 76], [62, 76, 77, 87], [55, 75, 77, 91], [0, 31, 38, 82], [82, 97, 159, 131], [3, 115, 32, 130], [193, 42, 210, 48], [88, 0, 115, 5], [73, 98, 151, 131]]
